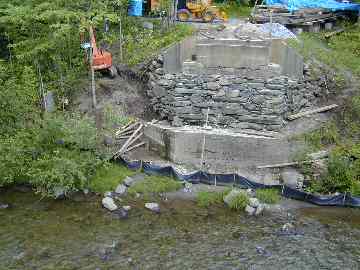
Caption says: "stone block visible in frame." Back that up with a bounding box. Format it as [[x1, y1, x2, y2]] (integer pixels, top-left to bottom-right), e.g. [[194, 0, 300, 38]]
[[207, 82, 221, 91], [266, 84, 285, 90], [179, 113, 204, 120], [226, 89, 240, 98], [247, 82, 264, 89], [152, 86, 167, 97]]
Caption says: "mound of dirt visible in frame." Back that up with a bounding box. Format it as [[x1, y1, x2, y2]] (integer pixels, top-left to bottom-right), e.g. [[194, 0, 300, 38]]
[[75, 68, 156, 121]]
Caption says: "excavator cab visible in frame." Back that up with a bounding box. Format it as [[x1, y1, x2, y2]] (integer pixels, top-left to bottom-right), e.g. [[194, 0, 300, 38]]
[[81, 26, 117, 78]]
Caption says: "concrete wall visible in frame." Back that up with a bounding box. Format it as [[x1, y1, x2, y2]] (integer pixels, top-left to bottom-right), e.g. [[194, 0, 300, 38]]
[[162, 37, 304, 79], [144, 124, 303, 171], [163, 36, 196, 74], [270, 39, 304, 79], [195, 43, 269, 68]]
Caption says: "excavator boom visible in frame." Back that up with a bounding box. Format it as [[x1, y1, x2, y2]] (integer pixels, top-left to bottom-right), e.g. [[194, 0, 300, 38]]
[[86, 26, 116, 77]]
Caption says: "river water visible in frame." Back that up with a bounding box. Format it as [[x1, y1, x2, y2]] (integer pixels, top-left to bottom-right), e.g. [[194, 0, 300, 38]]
[[1, 189, 359, 270]]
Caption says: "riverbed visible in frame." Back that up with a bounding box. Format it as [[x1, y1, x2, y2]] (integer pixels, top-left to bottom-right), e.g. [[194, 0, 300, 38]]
[[0, 189, 359, 270]]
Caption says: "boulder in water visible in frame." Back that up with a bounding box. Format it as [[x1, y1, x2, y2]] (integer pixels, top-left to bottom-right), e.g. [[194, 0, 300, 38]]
[[115, 184, 127, 195], [245, 205, 256, 215], [145, 202, 160, 213], [102, 197, 118, 211], [0, 203, 9, 209], [113, 208, 129, 219], [255, 203, 265, 215]]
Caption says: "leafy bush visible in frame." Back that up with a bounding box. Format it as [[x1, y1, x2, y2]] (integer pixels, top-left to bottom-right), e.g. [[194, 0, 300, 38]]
[[128, 175, 182, 195], [255, 189, 280, 204], [196, 189, 230, 207], [27, 149, 101, 196], [227, 191, 249, 210], [303, 121, 340, 150], [0, 64, 39, 135], [0, 113, 101, 196], [89, 163, 135, 193], [309, 148, 360, 196]]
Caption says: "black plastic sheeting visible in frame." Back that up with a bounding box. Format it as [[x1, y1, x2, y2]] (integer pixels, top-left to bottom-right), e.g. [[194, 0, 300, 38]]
[[114, 156, 360, 208]]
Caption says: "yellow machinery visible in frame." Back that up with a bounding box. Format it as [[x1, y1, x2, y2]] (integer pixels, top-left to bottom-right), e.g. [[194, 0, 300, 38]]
[[177, 0, 228, 22]]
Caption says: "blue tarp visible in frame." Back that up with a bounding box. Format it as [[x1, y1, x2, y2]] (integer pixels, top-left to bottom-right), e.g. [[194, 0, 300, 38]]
[[265, 0, 360, 12], [114, 156, 360, 207]]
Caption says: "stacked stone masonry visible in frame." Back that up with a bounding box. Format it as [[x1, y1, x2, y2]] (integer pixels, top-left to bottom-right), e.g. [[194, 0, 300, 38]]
[[146, 57, 326, 131]]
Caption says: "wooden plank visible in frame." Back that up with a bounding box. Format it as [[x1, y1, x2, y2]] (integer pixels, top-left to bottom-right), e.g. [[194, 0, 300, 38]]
[[287, 104, 338, 121], [257, 162, 299, 169], [114, 123, 143, 157], [257, 159, 319, 169], [115, 121, 138, 136], [123, 142, 146, 153]]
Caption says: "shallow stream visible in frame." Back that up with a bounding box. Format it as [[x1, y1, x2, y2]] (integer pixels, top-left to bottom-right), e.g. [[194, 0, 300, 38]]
[[0, 189, 359, 270]]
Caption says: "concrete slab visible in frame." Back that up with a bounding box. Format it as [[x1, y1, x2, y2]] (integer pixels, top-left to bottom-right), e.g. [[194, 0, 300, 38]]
[[144, 123, 304, 172]]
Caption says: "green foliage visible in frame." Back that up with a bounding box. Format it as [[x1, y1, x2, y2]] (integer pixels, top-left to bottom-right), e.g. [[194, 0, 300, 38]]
[[196, 189, 230, 207], [0, 0, 194, 198], [89, 163, 135, 193], [123, 24, 193, 66], [217, 2, 251, 18], [128, 175, 182, 195], [0, 63, 39, 135], [255, 189, 280, 204], [0, 113, 101, 196], [303, 121, 340, 150], [307, 147, 360, 196], [103, 105, 132, 131], [227, 191, 249, 210], [289, 25, 360, 76], [27, 149, 101, 196]]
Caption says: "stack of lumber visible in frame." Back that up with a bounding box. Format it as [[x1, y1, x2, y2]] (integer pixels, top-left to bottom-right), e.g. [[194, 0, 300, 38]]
[[251, 5, 338, 26], [113, 121, 145, 158]]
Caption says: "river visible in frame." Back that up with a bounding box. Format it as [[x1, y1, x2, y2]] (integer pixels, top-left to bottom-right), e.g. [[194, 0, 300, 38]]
[[1, 188, 359, 270]]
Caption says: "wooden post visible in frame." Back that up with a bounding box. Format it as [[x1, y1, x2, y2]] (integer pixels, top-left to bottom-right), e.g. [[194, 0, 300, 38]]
[[119, 17, 123, 62], [38, 64, 46, 112], [89, 44, 97, 109]]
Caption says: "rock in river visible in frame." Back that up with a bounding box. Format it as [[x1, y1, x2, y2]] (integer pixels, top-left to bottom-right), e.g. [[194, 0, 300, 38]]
[[145, 202, 160, 213], [245, 205, 256, 215], [115, 184, 127, 195], [102, 197, 118, 211], [248, 198, 260, 208], [112, 208, 129, 219], [0, 203, 9, 209]]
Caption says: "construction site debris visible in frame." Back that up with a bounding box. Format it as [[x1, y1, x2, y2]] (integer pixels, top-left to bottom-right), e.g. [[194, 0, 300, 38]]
[[287, 104, 338, 120], [114, 122, 144, 157], [259, 23, 297, 39], [251, 5, 340, 32]]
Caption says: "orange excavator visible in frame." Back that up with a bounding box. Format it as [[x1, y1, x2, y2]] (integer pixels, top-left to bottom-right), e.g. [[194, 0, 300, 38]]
[[82, 26, 117, 78]]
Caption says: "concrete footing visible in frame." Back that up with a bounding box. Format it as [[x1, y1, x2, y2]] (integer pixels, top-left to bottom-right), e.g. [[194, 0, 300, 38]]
[[144, 123, 303, 174]]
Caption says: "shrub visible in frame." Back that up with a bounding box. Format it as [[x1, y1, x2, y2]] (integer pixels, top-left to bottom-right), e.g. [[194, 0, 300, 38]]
[[312, 155, 354, 194], [27, 149, 102, 197], [89, 163, 135, 193], [227, 191, 249, 210], [128, 175, 182, 195], [255, 189, 280, 204], [196, 189, 230, 207], [0, 113, 101, 196], [351, 181, 360, 197]]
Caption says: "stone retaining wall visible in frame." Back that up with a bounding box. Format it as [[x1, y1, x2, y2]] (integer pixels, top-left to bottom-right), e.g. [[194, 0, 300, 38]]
[[148, 69, 311, 131], [143, 53, 334, 132]]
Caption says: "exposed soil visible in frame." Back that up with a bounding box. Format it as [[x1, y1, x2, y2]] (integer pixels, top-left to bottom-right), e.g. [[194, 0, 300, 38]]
[[74, 68, 155, 121]]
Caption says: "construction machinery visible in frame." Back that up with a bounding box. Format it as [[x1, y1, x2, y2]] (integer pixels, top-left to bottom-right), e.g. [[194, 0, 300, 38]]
[[82, 26, 117, 78], [177, 0, 228, 22]]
